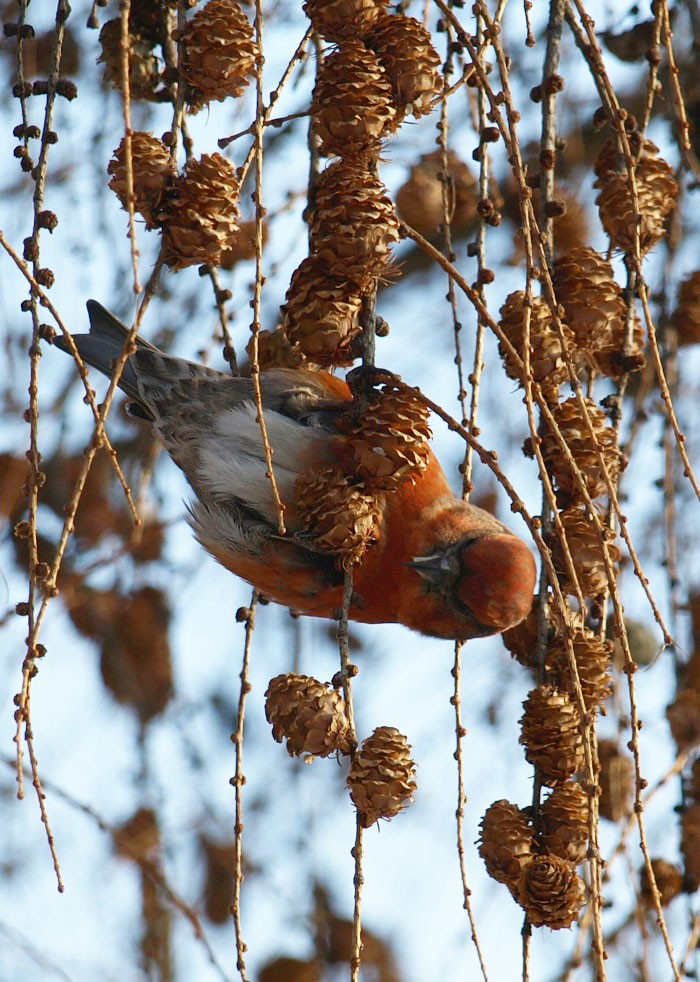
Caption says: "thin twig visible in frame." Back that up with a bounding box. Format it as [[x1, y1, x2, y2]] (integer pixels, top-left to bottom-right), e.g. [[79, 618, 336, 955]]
[[230, 592, 257, 982]]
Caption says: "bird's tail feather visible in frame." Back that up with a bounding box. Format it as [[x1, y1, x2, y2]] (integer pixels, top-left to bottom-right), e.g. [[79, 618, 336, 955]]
[[52, 300, 156, 403]]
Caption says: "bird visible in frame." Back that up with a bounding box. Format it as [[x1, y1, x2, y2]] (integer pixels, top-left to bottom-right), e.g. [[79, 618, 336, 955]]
[[53, 300, 537, 641]]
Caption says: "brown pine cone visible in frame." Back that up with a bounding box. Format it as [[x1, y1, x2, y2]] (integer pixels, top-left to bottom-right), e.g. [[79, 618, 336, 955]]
[[282, 256, 364, 367], [671, 270, 700, 346], [303, 0, 389, 42], [108, 132, 174, 229], [309, 156, 400, 285], [347, 726, 417, 827], [553, 247, 645, 378], [312, 40, 398, 157], [594, 139, 679, 256], [540, 396, 624, 504], [478, 799, 535, 896], [294, 467, 382, 570], [264, 673, 354, 758], [336, 383, 432, 491], [365, 13, 441, 120], [177, 0, 257, 112], [498, 291, 574, 397], [161, 153, 240, 270], [519, 684, 585, 787], [518, 854, 586, 929], [540, 782, 590, 865]]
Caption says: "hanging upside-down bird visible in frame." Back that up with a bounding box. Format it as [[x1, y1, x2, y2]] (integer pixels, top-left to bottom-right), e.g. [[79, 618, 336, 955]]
[[53, 301, 537, 640]]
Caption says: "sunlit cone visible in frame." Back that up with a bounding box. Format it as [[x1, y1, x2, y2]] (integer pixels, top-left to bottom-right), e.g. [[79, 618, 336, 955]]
[[553, 246, 644, 378], [365, 13, 441, 120], [545, 628, 614, 710], [594, 138, 679, 255], [177, 0, 257, 112], [671, 270, 700, 346], [337, 383, 432, 491], [519, 684, 585, 787], [312, 40, 397, 157], [666, 686, 700, 752], [681, 802, 700, 892], [540, 782, 589, 865], [498, 290, 574, 397], [395, 149, 478, 238], [264, 673, 354, 758], [309, 156, 400, 285], [295, 467, 382, 569], [541, 396, 623, 503], [246, 327, 309, 370], [161, 153, 240, 270], [551, 505, 620, 601], [283, 256, 363, 367], [597, 738, 634, 823], [108, 132, 174, 229], [478, 799, 535, 896], [98, 18, 160, 100], [640, 858, 684, 908], [302, 0, 389, 42], [517, 854, 585, 929], [347, 726, 417, 827]]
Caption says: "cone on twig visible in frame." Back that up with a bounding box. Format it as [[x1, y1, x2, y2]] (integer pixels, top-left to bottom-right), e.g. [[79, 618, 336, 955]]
[[347, 726, 417, 827], [478, 799, 535, 896], [540, 782, 590, 865], [309, 156, 400, 287], [540, 396, 624, 504], [161, 153, 240, 270], [553, 247, 645, 378], [176, 0, 257, 112], [550, 505, 620, 601], [108, 132, 174, 229], [519, 684, 585, 787], [311, 40, 398, 157], [98, 18, 160, 100], [594, 137, 679, 256], [498, 291, 574, 397], [545, 629, 614, 710], [640, 858, 684, 908], [264, 673, 354, 758], [597, 738, 634, 823], [295, 467, 382, 570], [517, 854, 586, 929], [303, 0, 389, 43], [282, 256, 363, 367], [365, 13, 441, 120], [336, 382, 432, 491]]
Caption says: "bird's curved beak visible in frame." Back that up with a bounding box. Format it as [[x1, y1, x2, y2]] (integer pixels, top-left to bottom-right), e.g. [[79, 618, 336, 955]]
[[407, 553, 451, 585]]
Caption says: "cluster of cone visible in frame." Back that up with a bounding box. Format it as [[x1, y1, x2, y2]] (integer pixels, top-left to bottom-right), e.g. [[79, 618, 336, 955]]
[[265, 673, 417, 828], [103, 0, 256, 269], [274, 0, 441, 371], [260, 2, 442, 571], [480, 119, 680, 929]]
